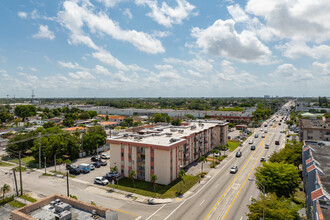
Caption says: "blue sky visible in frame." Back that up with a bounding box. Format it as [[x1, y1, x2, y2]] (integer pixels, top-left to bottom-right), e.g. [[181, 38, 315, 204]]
[[0, 0, 330, 98]]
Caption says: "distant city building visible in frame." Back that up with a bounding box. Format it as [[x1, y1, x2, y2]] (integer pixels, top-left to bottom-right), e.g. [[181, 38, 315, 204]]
[[11, 193, 117, 220], [264, 95, 270, 98], [107, 120, 228, 185], [299, 118, 330, 141], [302, 141, 330, 220]]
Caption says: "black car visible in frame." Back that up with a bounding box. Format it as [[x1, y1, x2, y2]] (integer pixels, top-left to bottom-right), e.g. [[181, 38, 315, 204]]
[[66, 164, 76, 170], [92, 162, 101, 168], [236, 151, 242, 157], [91, 156, 101, 162], [69, 168, 80, 175], [103, 175, 115, 181], [99, 160, 107, 166], [250, 145, 256, 150]]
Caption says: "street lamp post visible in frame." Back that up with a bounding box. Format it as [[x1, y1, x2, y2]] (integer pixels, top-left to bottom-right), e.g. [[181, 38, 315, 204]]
[[248, 178, 265, 220]]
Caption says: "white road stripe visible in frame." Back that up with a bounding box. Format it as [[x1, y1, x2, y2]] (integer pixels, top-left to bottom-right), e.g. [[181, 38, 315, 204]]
[[164, 200, 186, 220], [200, 200, 205, 206], [135, 217, 142, 220], [145, 204, 165, 220]]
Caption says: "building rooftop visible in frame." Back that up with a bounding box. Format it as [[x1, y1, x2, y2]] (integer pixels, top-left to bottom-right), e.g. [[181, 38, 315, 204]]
[[108, 120, 227, 147]]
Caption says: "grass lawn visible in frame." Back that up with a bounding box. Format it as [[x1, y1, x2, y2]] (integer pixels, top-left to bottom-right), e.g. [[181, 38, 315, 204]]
[[227, 140, 240, 151], [0, 161, 14, 166], [7, 156, 38, 168], [9, 200, 25, 208], [19, 194, 37, 203], [50, 171, 75, 178], [107, 175, 199, 198], [14, 166, 27, 172]]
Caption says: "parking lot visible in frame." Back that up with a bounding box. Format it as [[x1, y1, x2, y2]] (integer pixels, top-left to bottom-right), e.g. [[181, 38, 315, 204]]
[[66, 153, 113, 184]]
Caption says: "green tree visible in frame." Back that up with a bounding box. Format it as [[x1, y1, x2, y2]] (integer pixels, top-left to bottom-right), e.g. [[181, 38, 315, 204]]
[[178, 169, 186, 194], [152, 113, 171, 123], [0, 112, 14, 123], [1, 184, 10, 198], [62, 118, 74, 127], [79, 112, 90, 120], [88, 111, 98, 118], [269, 142, 302, 168], [43, 121, 56, 129], [129, 170, 137, 191], [247, 193, 300, 220], [111, 166, 119, 186], [6, 131, 38, 155], [151, 174, 158, 197], [255, 162, 301, 198], [184, 114, 195, 120], [122, 118, 133, 127], [171, 118, 182, 126], [82, 126, 106, 154], [14, 105, 37, 121]]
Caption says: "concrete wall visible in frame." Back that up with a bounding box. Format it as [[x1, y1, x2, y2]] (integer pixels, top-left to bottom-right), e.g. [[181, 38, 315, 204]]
[[154, 149, 171, 185], [110, 143, 121, 175]]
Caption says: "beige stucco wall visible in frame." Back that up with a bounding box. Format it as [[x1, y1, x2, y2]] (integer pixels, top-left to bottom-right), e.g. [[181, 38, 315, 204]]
[[145, 147, 151, 182], [154, 149, 171, 185], [110, 143, 122, 174]]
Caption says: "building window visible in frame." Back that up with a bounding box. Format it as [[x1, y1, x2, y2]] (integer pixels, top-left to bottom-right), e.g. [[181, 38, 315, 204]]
[[121, 169, 124, 174], [151, 148, 154, 153], [308, 130, 313, 134], [121, 144, 124, 150], [129, 145, 132, 150], [121, 152, 124, 157], [151, 166, 154, 170], [151, 157, 154, 162]]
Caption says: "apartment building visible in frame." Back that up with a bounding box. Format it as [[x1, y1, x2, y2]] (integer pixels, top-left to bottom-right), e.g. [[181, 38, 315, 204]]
[[299, 118, 330, 141], [107, 120, 228, 185], [302, 141, 330, 220]]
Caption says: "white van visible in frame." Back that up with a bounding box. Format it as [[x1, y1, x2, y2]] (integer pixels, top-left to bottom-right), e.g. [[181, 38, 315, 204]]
[[77, 164, 91, 173]]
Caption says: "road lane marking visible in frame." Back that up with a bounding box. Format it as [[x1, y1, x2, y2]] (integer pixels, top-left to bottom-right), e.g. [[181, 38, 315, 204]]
[[115, 209, 140, 217], [204, 134, 268, 220], [240, 216, 243, 220], [200, 200, 205, 206], [146, 204, 165, 220], [222, 141, 266, 220], [164, 200, 186, 220], [135, 217, 142, 220], [249, 195, 252, 201]]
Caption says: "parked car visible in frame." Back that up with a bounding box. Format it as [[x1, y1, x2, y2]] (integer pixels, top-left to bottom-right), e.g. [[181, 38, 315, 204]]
[[261, 134, 265, 138], [106, 172, 120, 179], [66, 164, 76, 170], [101, 153, 110, 159], [265, 144, 269, 149], [103, 175, 115, 181], [214, 152, 220, 157], [236, 151, 242, 157], [91, 156, 102, 162], [230, 165, 238, 174], [92, 162, 101, 168], [90, 164, 95, 170], [99, 160, 107, 166], [77, 164, 91, 173], [275, 140, 280, 145], [260, 157, 266, 162], [94, 177, 109, 186], [249, 140, 253, 144], [69, 168, 80, 175], [254, 134, 258, 138], [264, 130, 268, 133], [251, 145, 256, 150]]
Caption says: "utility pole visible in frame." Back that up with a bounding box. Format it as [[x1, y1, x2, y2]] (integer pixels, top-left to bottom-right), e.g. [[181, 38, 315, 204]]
[[66, 172, 69, 197], [19, 151, 23, 196], [12, 168, 19, 196], [54, 154, 57, 173], [38, 132, 41, 169], [44, 157, 47, 174]]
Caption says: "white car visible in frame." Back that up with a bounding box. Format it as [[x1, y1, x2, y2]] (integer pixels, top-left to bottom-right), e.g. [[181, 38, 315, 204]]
[[94, 177, 109, 186], [230, 165, 238, 174], [89, 164, 95, 170], [261, 134, 265, 138], [249, 139, 253, 144], [214, 152, 220, 157], [101, 153, 110, 159]]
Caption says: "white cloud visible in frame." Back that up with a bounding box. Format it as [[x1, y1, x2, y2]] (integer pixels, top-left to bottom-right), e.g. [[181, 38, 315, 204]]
[[0, 69, 10, 79], [29, 67, 38, 72], [18, 11, 27, 18], [192, 19, 271, 63], [58, 61, 84, 69], [271, 63, 313, 82], [32, 25, 55, 40], [313, 62, 330, 76], [151, 30, 171, 38], [276, 41, 330, 59], [114, 72, 131, 82], [123, 8, 133, 19], [94, 65, 111, 76], [227, 4, 249, 22], [17, 66, 24, 71], [58, 0, 164, 54], [18, 72, 39, 81], [154, 64, 183, 80], [164, 57, 214, 73], [135, 0, 197, 27], [97, 0, 127, 8], [217, 60, 257, 83], [246, 0, 330, 43], [92, 50, 128, 70], [68, 70, 95, 80], [187, 69, 202, 77]]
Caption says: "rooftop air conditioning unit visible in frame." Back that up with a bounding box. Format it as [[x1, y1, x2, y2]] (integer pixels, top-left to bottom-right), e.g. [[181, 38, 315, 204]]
[[169, 138, 177, 143], [166, 133, 172, 137]]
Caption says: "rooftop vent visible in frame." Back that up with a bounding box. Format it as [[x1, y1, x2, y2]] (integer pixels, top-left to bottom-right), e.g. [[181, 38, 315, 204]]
[[157, 128, 163, 131], [166, 133, 172, 137], [170, 128, 177, 132], [169, 138, 177, 143]]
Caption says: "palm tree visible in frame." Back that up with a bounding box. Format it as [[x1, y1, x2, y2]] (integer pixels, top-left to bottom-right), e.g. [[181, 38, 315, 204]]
[[211, 149, 217, 167], [198, 156, 207, 173], [111, 166, 119, 186], [129, 170, 136, 191], [1, 184, 10, 199], [178, 169, 186, 194], [151, 174, 158, 197]]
